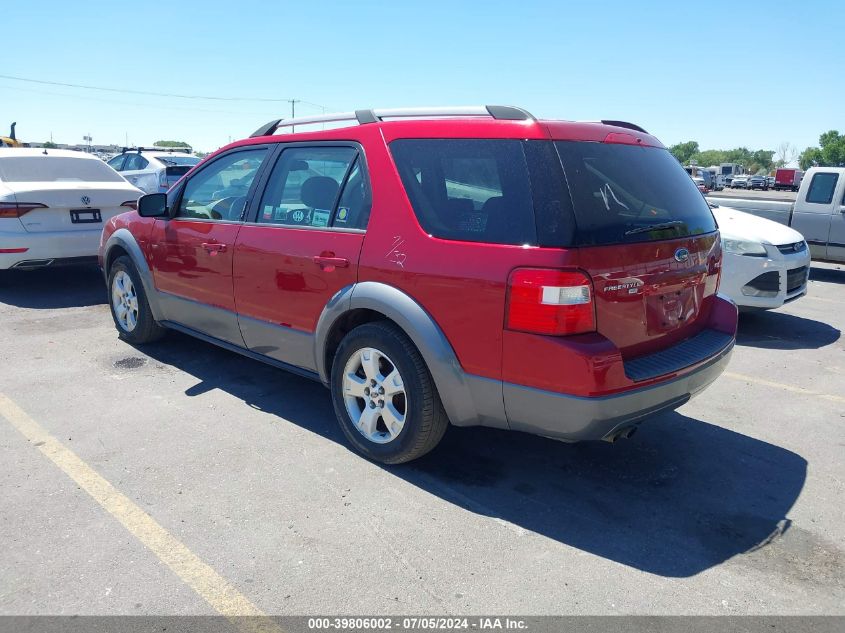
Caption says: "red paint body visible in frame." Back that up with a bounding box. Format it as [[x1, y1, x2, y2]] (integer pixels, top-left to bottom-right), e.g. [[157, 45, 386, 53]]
[[101, 116, 735, 399]]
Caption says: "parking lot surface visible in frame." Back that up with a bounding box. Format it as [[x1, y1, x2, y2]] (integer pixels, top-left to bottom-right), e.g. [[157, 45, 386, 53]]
[[1, 264, 843, 616], [709, 188, 797, 202]]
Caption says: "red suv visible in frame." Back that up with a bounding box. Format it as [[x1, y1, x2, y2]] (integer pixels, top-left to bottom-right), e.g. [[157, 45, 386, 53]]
[[99, 106, 737, 464]]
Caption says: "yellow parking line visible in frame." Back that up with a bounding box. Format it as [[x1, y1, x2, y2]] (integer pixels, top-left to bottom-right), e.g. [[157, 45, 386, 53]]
[[0, 393, 282, 633], [723, 372, 845, 404]]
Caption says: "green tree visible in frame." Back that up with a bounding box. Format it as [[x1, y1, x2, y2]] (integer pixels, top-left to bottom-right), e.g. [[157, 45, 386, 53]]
[[799, 147, 822, 170], [669, 141, 699, 165], [694, 149, 726, 167], [153, 140, 191, 148], [799, 131, 845, 170], [42, 141, 58, 149]]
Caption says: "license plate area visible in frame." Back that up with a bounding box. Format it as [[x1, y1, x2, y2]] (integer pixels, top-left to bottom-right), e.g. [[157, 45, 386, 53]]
[[70, 209, 102, 224], [646, 287, 698, 334]]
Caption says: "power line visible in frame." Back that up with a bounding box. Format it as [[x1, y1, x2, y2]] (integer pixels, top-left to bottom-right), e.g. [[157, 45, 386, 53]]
[[2, 85, 281, 117], [0, 73, 328, 107]]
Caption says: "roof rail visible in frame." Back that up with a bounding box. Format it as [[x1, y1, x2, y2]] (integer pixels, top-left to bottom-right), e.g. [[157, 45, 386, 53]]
[[600, 120, 649, 134], [122, 146, 193, 154], [249, 105, 535, 138]]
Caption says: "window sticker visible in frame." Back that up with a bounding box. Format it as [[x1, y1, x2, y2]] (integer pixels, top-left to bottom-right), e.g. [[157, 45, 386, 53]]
[[457, 213, 488, 233], [311, 209, 330, 227], [336, 206, 349, 223], [262, 205, 274, 221]]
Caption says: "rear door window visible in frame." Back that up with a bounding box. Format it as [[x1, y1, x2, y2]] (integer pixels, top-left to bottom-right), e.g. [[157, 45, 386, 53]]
[[107, 155, 126, 171], [256, 146, 361, 228], [123, 154, 147, 171], [554, 141, 717, 245], [805, 172, 839, 204], [390, 139, 537, 245]]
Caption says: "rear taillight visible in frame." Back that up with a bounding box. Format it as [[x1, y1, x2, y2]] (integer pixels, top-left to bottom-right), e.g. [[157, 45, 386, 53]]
[[158, 171, 167, 189], [121, 200, 138, 210], [506, 268, 596, 336], [0, 202, 47, 218]]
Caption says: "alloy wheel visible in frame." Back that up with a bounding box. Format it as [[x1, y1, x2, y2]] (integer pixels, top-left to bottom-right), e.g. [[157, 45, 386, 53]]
[[342, 347, 407, 444], [112, 270, 139, 333]]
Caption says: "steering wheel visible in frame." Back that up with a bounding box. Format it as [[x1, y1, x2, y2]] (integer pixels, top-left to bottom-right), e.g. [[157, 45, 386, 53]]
[[209, 196, 247, 220]]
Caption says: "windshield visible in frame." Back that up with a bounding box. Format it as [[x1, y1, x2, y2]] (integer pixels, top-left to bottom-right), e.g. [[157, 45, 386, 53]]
[[0, 156, 125, 182], [554, 141, 717, 245], [156, 155, 200, 167]]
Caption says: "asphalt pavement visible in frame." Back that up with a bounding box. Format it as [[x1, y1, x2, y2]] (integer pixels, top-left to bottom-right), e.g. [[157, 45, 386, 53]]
[[0, 263, 843, 616]]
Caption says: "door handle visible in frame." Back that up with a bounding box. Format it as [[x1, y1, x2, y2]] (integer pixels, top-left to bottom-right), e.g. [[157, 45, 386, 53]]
[[313, 255, 349, 270], [201, 242, 227, 254]]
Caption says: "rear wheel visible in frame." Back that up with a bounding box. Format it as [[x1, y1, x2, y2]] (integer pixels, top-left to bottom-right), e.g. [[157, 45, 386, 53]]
[[330, 322, 449, 464], [108, 256, 164, 344]]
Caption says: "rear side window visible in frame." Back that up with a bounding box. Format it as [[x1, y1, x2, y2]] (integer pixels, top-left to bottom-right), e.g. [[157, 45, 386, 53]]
[[0, 156, 125, 182], [390, 139, 537, 245], [554, 141, 717, 245], [805, 173, 839, 204]]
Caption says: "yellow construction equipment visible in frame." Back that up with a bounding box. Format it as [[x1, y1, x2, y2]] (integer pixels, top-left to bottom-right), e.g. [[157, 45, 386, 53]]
[[0, 122, 23, 148]]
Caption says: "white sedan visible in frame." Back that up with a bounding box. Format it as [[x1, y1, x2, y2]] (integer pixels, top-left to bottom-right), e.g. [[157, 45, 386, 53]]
[[713, 204, 811, 310], [0, 149, 143, 271]]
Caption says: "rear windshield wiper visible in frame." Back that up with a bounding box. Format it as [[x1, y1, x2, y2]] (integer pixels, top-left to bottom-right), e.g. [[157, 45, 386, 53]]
[[624, 220, 686, 236]]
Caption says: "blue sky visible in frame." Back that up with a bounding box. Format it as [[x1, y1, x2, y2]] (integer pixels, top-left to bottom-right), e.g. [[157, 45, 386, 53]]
[[3, 1, 842, 154]]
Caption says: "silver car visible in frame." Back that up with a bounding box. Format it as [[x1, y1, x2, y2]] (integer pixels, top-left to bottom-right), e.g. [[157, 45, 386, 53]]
[[107, 148, 201, 194]]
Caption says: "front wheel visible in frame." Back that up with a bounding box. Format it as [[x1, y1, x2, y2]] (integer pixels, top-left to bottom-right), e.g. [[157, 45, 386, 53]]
[[330, 322, 449, 464], [108, 256, 165, 344]]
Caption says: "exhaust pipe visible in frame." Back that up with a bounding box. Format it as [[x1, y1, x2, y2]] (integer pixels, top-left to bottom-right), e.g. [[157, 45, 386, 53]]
[[603, 425, 638, 443], [12, 259, 54, 269]]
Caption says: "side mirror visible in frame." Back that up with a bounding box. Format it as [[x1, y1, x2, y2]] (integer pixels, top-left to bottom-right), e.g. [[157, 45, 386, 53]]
[[137, 193, 169, 218]]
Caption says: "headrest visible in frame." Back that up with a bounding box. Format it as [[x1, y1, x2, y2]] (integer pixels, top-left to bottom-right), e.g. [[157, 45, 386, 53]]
[[301, 176, 339, 210]]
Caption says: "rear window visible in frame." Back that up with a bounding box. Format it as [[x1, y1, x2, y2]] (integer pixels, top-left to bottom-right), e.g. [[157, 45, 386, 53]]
[[805, 172, 838, 204], [0, 156, 125, 183], [390, 139, 717, 247], [554, 141, 717, 245], [156, 155, 201, 167]]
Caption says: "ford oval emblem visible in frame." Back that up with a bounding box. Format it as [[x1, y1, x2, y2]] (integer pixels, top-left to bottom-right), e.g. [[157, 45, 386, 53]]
[[81, 196, 91, 206], [674, 247, 690, 263]]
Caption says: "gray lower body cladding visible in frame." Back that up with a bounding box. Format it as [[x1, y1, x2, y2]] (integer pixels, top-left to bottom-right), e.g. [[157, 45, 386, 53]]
[[500, 341, 733, 441]]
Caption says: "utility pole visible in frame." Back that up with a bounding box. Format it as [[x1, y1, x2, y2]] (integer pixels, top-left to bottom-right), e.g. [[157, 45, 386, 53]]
[[288, 99, 301, 133]]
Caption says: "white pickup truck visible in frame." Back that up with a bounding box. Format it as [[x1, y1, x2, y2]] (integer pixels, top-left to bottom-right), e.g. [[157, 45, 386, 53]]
[[707, 166, 845, 263]]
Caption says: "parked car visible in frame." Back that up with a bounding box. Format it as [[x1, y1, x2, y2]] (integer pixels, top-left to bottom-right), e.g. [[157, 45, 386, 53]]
[[107, 148, 201, 194], [99, 106, 737, 463], [706, 166, 845, 263], [749, 175, 769, 191], [692, 176, 708, 193], [766, 176, 775, 189], [711, 204, 809, 310], [731, 175, 750, 189], [0, 148, 142, 271], [773, 168, 804, 192]]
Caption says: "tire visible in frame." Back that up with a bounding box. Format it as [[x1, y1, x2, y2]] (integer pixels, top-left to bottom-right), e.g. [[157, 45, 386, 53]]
[[107, 256, 165, 344], [330, 321, 449, 464]]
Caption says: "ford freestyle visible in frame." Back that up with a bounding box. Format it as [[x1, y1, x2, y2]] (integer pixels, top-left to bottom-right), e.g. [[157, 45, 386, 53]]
[[99, 106, 737, 464]]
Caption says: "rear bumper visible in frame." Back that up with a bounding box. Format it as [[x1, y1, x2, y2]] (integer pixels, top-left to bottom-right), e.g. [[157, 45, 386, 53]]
[[0, 229, 103, 270], [503, 336, 733, 441]]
